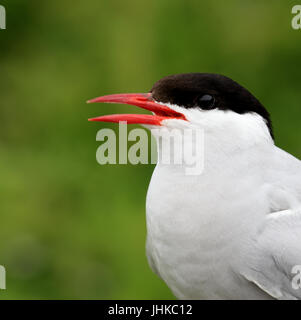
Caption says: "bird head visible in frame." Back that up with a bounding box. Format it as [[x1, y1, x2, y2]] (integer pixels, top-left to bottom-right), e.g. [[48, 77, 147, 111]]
[[88, 73, 273, 142]]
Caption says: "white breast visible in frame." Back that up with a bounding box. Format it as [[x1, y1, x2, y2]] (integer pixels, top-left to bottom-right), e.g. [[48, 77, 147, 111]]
[[145, 111, 277, 299]]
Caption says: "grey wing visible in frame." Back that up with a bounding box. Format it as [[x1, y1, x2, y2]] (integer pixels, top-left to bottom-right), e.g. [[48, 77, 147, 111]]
[[241, 208, 301, 299], [240, 147, 301, 299]]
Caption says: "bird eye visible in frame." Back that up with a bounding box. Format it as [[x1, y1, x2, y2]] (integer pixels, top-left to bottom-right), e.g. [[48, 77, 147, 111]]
[[197, 94, 215, 109]]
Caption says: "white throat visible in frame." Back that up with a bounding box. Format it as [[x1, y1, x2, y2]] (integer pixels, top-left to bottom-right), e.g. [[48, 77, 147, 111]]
[[146, 106, 274, 176]]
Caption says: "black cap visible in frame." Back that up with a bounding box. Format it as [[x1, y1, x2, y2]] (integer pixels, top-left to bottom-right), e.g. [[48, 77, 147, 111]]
[[150, 73, 273, 139]]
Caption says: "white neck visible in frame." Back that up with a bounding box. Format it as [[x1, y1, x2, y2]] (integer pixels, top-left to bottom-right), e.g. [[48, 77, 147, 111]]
[[148, 109, 274, 176]]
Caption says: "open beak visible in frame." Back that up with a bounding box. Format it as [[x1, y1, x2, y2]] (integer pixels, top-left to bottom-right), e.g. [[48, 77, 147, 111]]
[[88, 93, 186, 125]]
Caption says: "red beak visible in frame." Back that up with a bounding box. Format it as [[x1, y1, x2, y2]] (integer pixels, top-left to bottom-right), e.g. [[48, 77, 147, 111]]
[[88, 93, 186, 125]]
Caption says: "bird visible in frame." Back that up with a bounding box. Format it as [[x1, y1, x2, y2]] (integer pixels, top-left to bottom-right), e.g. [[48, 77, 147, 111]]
[[88, 73, 301, 300]]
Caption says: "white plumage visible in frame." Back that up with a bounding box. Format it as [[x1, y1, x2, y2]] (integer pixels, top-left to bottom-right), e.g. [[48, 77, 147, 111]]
[[145, 107, 301, 300]]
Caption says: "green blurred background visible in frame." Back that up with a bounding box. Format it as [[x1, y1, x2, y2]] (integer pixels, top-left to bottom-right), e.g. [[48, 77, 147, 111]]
[[0, 0, 301, 299]]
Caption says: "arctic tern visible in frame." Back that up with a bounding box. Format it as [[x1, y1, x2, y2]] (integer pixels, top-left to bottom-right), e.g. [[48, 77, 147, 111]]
[[88, 73, 301, 300]]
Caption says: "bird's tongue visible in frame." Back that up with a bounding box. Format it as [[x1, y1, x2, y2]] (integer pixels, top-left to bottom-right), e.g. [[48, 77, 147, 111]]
[[88, 93, 186, 125]]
